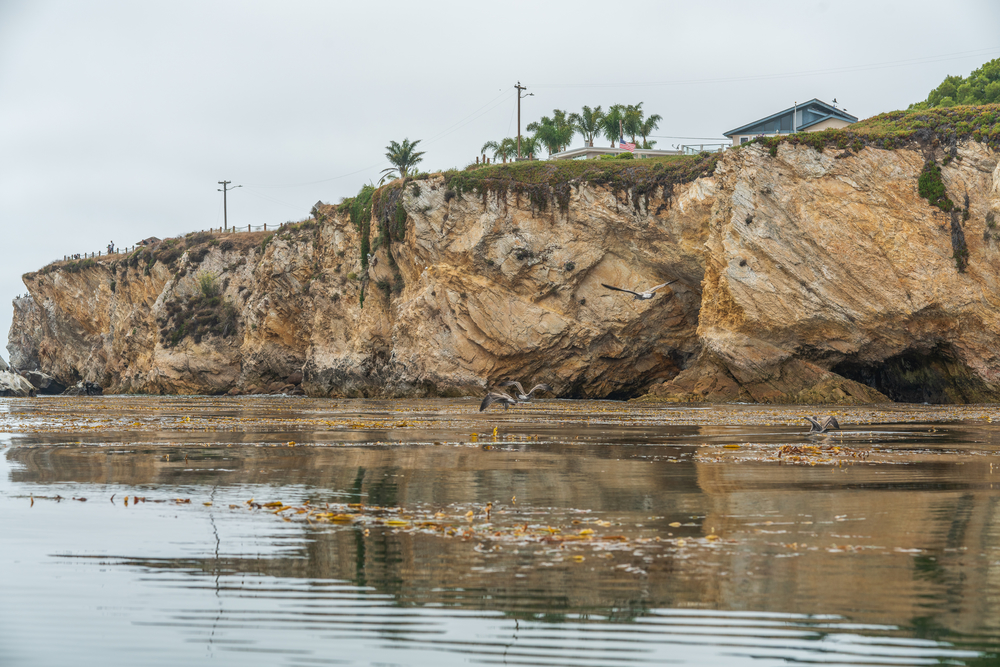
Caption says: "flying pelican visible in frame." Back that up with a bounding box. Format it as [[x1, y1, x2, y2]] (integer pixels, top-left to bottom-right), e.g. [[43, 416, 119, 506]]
[[805, 416, 841, 434], [500, 381, 552, 402], [480, 391, 518, 412], [601, 279, 677, 300]]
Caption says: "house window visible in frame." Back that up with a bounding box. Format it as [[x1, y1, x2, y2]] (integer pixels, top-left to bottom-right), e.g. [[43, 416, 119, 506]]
[[740, 137, 751, 144]]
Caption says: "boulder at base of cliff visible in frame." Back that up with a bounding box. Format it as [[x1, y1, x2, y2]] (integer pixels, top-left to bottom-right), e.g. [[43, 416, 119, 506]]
[[63, 381, 104, 396], [22, 370, 68, 395], [640, 333, 891, 405], [0, 371, 36, 397]]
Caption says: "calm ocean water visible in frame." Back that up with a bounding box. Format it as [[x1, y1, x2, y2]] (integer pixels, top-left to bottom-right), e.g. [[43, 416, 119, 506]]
[[2, 396, 1000, 666]]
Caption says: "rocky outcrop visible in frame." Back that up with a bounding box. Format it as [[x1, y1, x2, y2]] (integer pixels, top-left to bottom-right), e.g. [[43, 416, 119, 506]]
[[647, 140, 1000, 403], [63, 381, 103, 396], [8, 175, 714, 399], [22, 370, 67, 395], [8, 137, 1000, 403], [0, 371, 35, 397]]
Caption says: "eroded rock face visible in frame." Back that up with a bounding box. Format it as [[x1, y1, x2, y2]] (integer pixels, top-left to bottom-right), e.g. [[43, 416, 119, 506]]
[[7, 177, 713, 398], [649, 141, 1000, 403], [8, 140, 1000, 403]]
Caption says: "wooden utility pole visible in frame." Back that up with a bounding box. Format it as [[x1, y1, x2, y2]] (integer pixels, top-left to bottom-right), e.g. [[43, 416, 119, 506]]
[[217, 181, 242, 230], [515, 82, 532, 160]]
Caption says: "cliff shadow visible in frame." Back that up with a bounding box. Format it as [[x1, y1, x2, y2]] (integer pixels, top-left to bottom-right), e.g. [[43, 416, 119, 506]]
[[831, 343, 1000, 404]]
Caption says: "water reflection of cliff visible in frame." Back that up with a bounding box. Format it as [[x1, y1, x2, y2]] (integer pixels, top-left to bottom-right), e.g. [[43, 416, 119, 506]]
[[10, 443, 1000, 643], [695, 457, 1000, 644], [6, 443, 703, 509]]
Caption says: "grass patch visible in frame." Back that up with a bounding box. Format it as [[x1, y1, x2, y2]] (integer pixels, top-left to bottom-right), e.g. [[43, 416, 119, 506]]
[[438, 153, 720, 214], [62, 258, 97, 273]]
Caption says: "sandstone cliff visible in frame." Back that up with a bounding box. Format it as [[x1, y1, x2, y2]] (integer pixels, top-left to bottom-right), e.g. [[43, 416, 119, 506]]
[[9, 107, 1000, 403], [650, 139, 1000, 403]]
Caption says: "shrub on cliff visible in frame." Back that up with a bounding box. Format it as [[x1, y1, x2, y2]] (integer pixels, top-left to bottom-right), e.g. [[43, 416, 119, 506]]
[[154, 245, 183, 266], [63, 258, 96, 273], [198, 271, 221, 298], [186, 231, 212, 247], [918, 159, 954, 212], [158, 287, 238, 347]]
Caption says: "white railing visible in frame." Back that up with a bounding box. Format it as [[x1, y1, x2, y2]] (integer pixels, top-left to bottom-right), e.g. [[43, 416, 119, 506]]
[[680, 143, 730, 155]]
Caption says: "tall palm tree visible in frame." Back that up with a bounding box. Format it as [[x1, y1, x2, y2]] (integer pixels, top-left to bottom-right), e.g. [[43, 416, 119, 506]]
[[639, 113, 662, 149], [381, 138, 425, 180], [569, 105, 604, 147], [601, 105, 625, 147], [527, 109, 575, 155], [622, 103, 645, 144]]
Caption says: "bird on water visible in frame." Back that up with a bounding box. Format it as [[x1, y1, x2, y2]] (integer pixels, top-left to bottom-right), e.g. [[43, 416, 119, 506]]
[[500, 381, 552, 402], [805, 416, 841, 434], [480, 391, 518, 412], [601, 279, 677, 300]]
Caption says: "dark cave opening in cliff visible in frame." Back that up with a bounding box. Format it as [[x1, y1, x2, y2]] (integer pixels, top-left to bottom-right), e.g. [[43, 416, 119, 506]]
[[831, 344, 989, 404]]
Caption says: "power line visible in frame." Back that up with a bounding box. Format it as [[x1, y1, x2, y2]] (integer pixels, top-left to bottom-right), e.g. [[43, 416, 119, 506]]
[[526, 47, 1000, 89], [242, 162, 386, 189], [241, 188, 304, 212], [422, 90, 514, 145], [242, 89, 515, 189]]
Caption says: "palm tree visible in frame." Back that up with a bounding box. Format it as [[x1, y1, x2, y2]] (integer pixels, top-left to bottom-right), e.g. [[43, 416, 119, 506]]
[[381, 138, 425, 180], [638, 113, 662, 149], [527, 109, 575, 155], [622, 103, 645, 144], [520, 134, 542, 159], [601, 105, 625, 147], [569, 105, 604, 147], [481, 138, 518, 163]]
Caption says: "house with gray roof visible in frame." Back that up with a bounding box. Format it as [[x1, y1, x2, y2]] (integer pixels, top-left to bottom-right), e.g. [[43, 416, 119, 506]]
[[724, 99, 857, 146]]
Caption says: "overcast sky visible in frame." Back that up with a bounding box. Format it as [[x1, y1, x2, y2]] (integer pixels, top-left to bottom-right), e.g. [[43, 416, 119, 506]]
[[2, 0, 999, 361]]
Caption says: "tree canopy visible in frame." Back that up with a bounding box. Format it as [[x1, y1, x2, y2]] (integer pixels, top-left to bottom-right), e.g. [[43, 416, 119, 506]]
[[569, 106, 604, 147], [382, 138, 425, 179], [527, 110, 575, 155], [480, 101, 663, 158], [910, 58, 1000, 109], [481, 138, 518, 163]]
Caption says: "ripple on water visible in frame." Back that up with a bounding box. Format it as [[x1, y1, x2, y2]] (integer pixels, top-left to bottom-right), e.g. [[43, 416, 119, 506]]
[[1, 396, 1000, 666]]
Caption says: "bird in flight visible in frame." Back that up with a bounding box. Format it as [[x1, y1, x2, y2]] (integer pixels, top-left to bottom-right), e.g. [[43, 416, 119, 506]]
[[500, 381, 552, 402], [805, 416, 841, 434], [480, 391, 518, 412], [601, 279, 677, 300]]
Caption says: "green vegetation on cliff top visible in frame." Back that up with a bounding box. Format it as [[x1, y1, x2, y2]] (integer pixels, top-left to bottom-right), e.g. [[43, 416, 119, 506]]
[[437, 153, 721, 213], [331, 104, 1000, 228], [909, 58, 1000, 109]]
